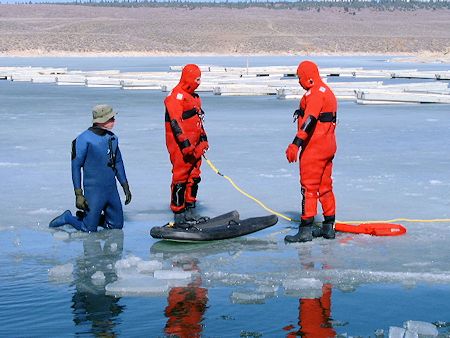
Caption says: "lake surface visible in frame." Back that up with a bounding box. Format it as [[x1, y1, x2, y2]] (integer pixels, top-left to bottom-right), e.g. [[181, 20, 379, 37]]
[[1, 55, 450, 337]]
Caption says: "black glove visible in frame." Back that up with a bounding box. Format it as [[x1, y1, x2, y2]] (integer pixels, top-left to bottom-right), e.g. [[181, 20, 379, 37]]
[[122, 182, 132, 205], [75, 188, 89, 211]]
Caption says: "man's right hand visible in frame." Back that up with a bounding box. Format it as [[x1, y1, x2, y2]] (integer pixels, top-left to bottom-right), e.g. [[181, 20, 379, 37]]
[[75, 189, 89, 211]]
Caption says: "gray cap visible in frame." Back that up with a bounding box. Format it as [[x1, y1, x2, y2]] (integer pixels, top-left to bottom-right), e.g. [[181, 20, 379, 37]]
[[92, 104, 116, 123]]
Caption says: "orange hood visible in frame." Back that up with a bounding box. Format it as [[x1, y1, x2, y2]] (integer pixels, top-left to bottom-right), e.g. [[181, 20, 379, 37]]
[[297, 60, 321, 90], [180, 64, 201, 93]]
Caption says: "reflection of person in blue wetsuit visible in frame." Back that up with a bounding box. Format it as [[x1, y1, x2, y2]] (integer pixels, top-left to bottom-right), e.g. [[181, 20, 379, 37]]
[[49, 104, 132, 232], [72, 230, 125, 335]]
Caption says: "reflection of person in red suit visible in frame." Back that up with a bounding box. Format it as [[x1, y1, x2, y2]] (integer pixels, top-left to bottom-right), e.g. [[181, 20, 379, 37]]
[[164, 64, 209, 226], [285, 284, 336, 338], [285, 60, 337, 243], [164, 260, 208, 338]]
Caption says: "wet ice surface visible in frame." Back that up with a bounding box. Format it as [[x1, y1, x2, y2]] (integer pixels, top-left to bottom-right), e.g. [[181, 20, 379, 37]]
[[1, 56, 450, 336]]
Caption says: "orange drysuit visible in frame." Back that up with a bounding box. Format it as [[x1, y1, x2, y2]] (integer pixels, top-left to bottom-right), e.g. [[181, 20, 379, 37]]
[[164, 64, 209, 213], [286, 61, 337, 221], [285, 284, 336, 337]]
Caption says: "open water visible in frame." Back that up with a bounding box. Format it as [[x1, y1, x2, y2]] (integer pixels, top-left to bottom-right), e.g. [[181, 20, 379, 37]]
[[1, 56, 450, 337]]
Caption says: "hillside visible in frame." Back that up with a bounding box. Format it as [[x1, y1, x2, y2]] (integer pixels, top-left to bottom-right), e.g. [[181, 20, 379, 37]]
[[0, 5, 449, 57]]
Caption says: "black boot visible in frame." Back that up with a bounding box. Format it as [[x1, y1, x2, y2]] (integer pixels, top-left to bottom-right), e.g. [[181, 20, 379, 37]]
[[322, 215, 336, 239], [173, 211, 188, 227], [312, 222, 323, 238], [185, 203, 210, 223], [285, 218, 314, 243]]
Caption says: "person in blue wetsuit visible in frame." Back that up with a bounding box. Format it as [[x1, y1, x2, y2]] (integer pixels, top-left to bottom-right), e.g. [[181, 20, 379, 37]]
[[49, 104, 132, 232]]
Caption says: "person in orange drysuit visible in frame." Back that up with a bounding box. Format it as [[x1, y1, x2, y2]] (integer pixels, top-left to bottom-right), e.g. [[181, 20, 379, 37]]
[[164, 64, 209, 226], [285, 60, 337, 243]]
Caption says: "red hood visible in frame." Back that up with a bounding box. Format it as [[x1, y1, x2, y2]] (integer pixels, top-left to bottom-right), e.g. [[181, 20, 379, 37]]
[[297, 60, 321, 90], [180, 64, 201, 93]]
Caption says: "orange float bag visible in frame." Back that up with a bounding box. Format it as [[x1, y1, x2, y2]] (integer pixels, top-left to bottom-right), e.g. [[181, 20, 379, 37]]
[[335, 222, 407, 236]]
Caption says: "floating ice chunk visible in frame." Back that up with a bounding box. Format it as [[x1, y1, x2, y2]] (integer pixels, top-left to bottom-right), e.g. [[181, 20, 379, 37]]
[[115, 256, 139, 270], [105, 276, 169, 297], [52, 231, 70, 241], [13, 237, 21, 247], [374, 329, 384, 337], [28, 208, 59, 215], [429, 180, 442, 185], [137, 260, 163, 273], [49, 263, 74, 282], [389, 326, 406, 338], [256, 284, 279, 297], [283, 278, 323, 298], [154, 269, 192, 280], [231, 291, 265, 304], [0, 162, 21, 167], [404, 330, 419, 338], [120, 255, 142, 267], [91, 271, 106, 280], [0, 225, 14, 232], [91, 271, 106, 286], [70, 231, 89, 239], [114, 255, 143, 277], [404, 321, 438, 336]]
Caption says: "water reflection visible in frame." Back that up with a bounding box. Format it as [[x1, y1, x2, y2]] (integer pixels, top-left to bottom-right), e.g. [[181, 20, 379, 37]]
[[152, 237, 279, 337], [285, 245, 336, 337], [164, 258, 208, 338], [71, 230, 125, 337]]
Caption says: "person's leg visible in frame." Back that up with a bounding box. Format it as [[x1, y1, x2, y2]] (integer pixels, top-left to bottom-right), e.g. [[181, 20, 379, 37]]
[[185, 159, 209, 222], [79, 188, 105, 232], [170, 152, 194, 224], [285, 152, 325, 243], [103, 187, 124, 229], [319, 159, 335, 218], [318, 159, 336, 239]]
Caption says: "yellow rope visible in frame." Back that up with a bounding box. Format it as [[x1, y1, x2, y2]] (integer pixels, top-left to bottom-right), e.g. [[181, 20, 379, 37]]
[[204, 156, 295, 222], [204, 155, 450, 225]]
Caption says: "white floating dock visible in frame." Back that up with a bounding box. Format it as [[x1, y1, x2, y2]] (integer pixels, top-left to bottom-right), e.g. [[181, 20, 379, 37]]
[[2, 65, 449, 105], [356, 90, 450, 104]]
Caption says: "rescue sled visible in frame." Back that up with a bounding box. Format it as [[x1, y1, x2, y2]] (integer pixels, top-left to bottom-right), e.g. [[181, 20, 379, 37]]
[[150, 210, 278, 242], [335, 222, 406, 236]]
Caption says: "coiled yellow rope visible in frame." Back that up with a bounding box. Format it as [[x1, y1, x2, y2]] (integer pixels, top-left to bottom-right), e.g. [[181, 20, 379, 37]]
[[204, 155, 450, 224]]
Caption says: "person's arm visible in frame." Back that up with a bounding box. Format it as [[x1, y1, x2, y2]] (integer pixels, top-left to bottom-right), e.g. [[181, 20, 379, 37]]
[[71, 135, 89, 210], [294, 91, 322, 143], [113, 139, 132, 205], [286, 91, 322, 163], [194, 125, 209, 159], [166, 97, 195, 157]]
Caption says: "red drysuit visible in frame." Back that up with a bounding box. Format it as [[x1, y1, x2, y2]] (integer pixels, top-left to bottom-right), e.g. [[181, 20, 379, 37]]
[[164, 64, 209, 213], [286, 61, 337, 220]]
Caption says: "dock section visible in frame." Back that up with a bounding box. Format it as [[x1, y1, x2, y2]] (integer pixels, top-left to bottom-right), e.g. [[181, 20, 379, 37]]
[[0, 65, 449, 104]]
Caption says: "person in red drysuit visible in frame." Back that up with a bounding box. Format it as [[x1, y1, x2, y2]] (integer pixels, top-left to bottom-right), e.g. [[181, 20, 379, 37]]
[[164, 64, 209, 225], [285, 60, 337, 243]]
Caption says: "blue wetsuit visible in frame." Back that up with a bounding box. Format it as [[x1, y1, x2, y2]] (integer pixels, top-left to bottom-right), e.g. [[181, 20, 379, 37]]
[[66, 126, 128, 232]]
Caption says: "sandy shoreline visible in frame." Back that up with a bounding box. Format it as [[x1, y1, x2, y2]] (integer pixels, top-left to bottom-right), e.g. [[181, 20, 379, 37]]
[[1, 51, 449, 64]]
